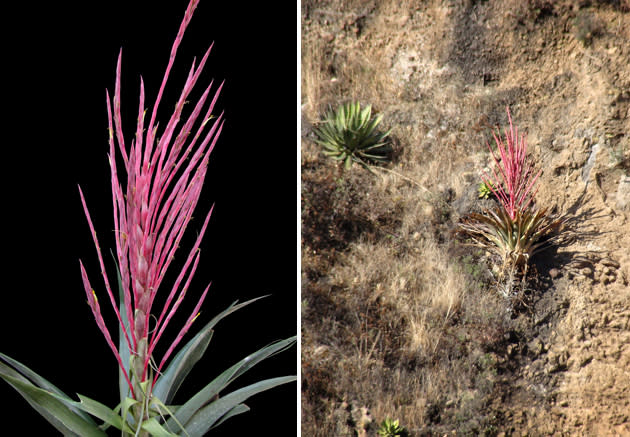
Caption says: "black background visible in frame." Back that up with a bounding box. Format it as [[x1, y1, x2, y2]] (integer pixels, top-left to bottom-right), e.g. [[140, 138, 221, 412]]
[[0, 1, 296, 435]]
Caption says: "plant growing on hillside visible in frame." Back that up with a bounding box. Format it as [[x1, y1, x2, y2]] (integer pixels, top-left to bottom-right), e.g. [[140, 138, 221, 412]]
[[377, 418, 407, 437], [459, 107, 563, 279], [0, 1, 295, 435], [477, 181, 494, 199], [313, 101, 392, 170]]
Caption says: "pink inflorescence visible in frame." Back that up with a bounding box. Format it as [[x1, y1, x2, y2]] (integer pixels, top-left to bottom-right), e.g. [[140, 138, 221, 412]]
[[78, 0, 223, 398], [482, 107, 540, 220]]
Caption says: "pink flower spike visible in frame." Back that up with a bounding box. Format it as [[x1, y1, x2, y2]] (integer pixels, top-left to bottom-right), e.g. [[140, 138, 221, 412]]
[[153, 281, 211, 383], [147, 250, 201, 360], [482, 107, 541, 219], [107, 148, 135, 349], [78, 185, 133, 353], [147, 112, 223, 250], [134, 76, 146, 183], [80, 261, 134, 398], [149, 203, 215, 353], [145, 0, 201, 154], [112, 50, 128, 171]]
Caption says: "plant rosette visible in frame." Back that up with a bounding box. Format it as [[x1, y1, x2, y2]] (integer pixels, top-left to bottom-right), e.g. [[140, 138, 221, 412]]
[[314, 101, 392, 170]]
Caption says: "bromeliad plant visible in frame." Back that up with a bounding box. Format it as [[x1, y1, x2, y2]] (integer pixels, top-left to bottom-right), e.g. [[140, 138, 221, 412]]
[[459, 107, 564, 277], [477, 180, 494, 199], [377, 418, 408, 437], [0, 1, 295, 435], [313, 101, 392, 170]]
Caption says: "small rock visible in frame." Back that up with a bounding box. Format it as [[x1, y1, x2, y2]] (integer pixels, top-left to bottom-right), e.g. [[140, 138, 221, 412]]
[[616, 176, 630, 211], [579, 355, 593, 367], [601, 258, 620, 269], [349, 403, 372, 437], [551, 407, 565, 417], [546, 349, 570, 373], [321, 32, 335, 43], [528, 339, 545, 358], [395, 15, 409, 27], [507, 343, 517, 357], [549, 268, 560, 279]]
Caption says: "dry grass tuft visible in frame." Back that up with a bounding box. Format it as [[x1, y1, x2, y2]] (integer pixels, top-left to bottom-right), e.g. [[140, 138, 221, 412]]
[[302, 181, 514, 433]]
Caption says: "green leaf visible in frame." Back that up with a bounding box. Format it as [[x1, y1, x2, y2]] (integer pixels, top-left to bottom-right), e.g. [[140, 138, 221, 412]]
[[72, 394, 134, 433], [120, 396, 139, 431], [363, 114, 382, 137], [181, 376, 296, 436], [0, 352, 96, 425], [209, 403, 250, 430], [153, 329, 214, 404], [0, 363, 107, 437], [141, 417, 180, 436], [166, 336, 296, 429], [344, 155, 353, 169], [153, 297, 267, 404], [359, 104, 372, 125], [315, 139, 340, 153], [149, 396, 189, 436], [35, 390, 135, 434], [111, 254, 132, 406]]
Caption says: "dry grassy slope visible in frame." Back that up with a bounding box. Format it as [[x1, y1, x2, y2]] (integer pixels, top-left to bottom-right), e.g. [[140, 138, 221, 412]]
[[302, 0, 629, 435]]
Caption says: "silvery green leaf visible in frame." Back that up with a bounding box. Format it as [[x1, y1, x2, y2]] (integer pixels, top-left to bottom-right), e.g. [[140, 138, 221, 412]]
[[153, 297, 267, 404], [0, 352, 95, 425], [208, 403, 250, 430], [166, 336, 296, 429], [0, 363, 106, 437], [180, 376, 296, 436]]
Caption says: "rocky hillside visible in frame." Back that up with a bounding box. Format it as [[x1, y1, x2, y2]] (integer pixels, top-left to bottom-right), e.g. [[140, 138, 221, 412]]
[[302, 0, 629, 435]]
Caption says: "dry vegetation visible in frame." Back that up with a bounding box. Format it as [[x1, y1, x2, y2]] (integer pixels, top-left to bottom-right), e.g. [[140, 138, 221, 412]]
[[301, 0, 629, 435]]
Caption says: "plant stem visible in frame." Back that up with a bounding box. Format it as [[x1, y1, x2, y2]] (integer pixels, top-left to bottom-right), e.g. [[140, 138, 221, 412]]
[[131, 336, 150, 435]]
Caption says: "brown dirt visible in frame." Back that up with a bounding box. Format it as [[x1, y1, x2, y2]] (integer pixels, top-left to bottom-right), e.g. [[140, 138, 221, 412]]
[[302, 0, 629, 435]]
